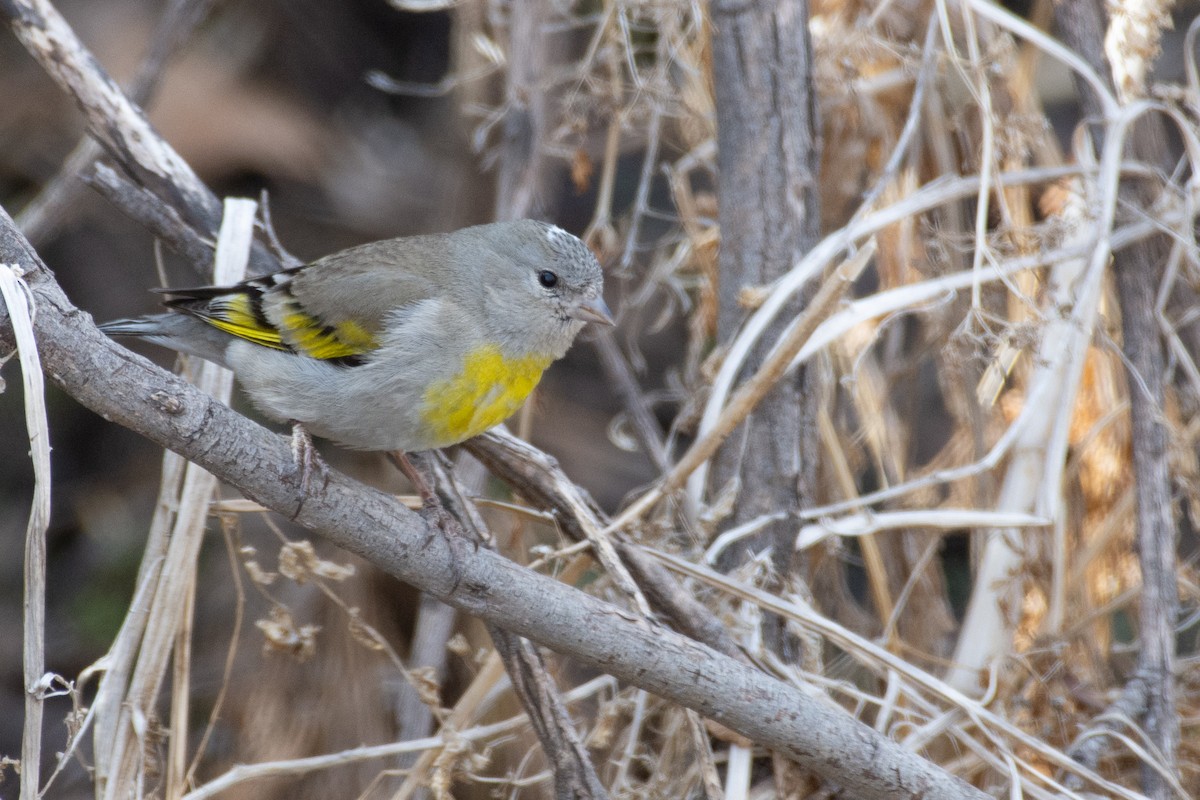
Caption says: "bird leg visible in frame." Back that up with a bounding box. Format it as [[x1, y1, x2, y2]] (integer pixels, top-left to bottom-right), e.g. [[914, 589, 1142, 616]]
[[389, 451, 472, 588], [289, 421, 330, 493], [388, 450, 439, 507], [389, 451, 463, 539]]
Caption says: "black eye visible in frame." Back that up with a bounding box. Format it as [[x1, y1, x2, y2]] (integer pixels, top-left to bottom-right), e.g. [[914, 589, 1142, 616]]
[[538, 270, 558, 288]]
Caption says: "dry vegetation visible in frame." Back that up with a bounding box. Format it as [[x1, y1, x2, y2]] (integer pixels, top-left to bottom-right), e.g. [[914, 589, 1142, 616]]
[[2, 0, 1199, 798]]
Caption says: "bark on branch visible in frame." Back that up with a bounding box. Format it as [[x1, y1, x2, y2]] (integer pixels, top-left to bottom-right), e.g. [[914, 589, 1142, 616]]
[[709, 0, 822, 661], [1053, 2, 1181, 795]]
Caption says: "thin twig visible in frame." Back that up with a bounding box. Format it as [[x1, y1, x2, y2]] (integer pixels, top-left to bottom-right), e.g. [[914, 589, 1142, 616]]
[[466, 429, 745, 660], [609, 240, 877, 531], [590, 329, 671, 473], [184, 675, 618, 800]]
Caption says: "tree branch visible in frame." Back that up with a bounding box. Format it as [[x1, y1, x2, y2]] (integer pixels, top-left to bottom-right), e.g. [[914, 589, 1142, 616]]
[[1053, 2, 1180, 794], [709, 0, 822, 664], [17, 0, 216, 243], [466, 430, 747, 661], [0, 0, 280, 276]]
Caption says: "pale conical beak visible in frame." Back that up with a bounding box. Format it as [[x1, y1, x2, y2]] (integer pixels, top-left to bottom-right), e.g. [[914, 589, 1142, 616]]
[[570, 295, 615, 326]]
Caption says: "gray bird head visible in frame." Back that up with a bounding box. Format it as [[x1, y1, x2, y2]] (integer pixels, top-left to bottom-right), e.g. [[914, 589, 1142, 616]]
[[467, 220, 613, 358]]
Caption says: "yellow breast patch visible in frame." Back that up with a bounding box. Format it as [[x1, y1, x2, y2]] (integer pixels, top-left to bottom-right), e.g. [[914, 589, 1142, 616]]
[[420, 345, 552, 446]]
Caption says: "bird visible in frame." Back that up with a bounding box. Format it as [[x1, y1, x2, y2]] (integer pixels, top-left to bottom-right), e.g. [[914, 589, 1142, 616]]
[[100, 219, 613, 489]]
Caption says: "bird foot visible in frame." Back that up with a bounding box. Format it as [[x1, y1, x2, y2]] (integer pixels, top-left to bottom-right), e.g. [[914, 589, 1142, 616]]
[[386, 450, 474, 591], [289, 422, 330, 494], [388, 450, 437, 507], [388, 450, 462, 530]]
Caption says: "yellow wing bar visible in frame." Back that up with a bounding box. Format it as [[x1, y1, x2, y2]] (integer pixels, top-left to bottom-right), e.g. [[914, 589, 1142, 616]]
[[182, 293, 380, 360], [199, 294, 289, 351], [278, 300, 379, 360]]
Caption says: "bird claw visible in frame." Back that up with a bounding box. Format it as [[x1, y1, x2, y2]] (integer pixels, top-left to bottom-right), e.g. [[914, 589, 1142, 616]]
[[289, 422, 330, 494]]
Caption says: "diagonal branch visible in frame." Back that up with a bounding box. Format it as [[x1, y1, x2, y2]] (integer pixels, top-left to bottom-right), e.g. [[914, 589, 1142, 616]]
[[17, 0, 216, 243], [466, 430, 746, 661], [0, 0, 281, 276]]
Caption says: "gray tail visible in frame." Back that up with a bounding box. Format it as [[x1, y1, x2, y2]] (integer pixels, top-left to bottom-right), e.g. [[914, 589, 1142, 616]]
[[99, 313, 232, 366], [98, 316, 162, 337]]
